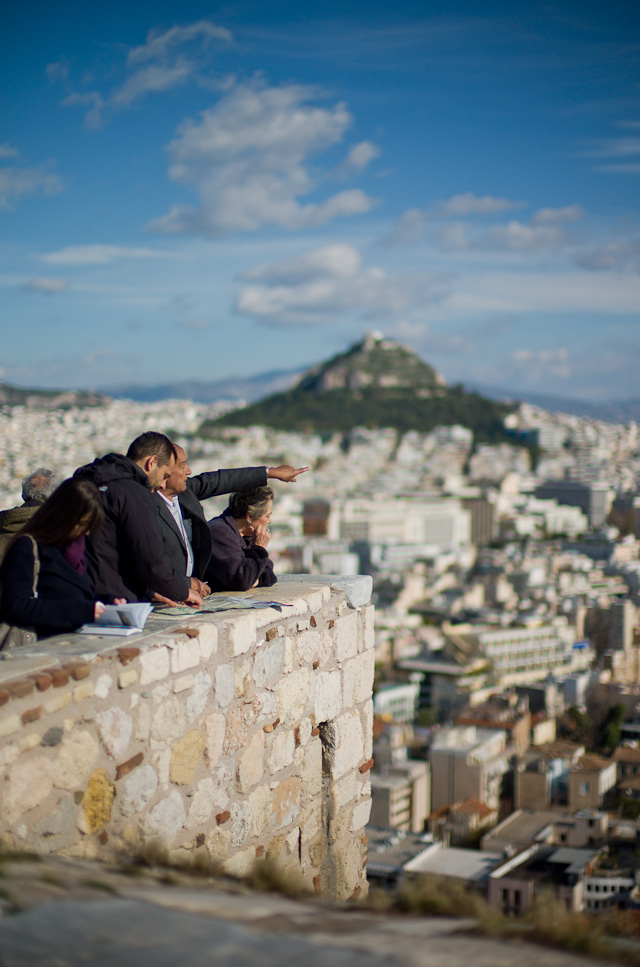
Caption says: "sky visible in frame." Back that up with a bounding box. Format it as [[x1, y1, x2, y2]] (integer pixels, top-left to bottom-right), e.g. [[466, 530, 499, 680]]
[[1, 0, 639, 401]]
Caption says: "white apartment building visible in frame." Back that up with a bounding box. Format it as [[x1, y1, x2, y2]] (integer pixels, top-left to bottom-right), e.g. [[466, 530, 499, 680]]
[[325, 495, 471, 552], [374, 682, 421, 723], [429, 726, 511, 812]]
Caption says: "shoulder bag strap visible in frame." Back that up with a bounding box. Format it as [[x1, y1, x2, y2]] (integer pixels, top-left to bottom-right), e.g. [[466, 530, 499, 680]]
[[26, 535, 40, 599]]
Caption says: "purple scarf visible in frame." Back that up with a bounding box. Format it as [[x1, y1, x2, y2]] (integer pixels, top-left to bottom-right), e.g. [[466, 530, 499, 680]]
[[61, 536, 86, 575]]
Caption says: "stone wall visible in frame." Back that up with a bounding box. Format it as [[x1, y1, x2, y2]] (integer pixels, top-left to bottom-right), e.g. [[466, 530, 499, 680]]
[[0, 575, 374, 899]]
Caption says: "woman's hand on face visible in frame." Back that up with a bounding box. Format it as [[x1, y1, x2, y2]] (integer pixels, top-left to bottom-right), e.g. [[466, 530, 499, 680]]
[[253, 522, 271, 548]]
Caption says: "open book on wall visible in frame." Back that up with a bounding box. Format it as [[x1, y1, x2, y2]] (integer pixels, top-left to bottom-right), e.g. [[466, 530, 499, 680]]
[[79, 602, 153, 637]]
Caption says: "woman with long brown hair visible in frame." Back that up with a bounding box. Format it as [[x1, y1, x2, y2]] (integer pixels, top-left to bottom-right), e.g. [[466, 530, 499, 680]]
[[0, 477, 116, 639]]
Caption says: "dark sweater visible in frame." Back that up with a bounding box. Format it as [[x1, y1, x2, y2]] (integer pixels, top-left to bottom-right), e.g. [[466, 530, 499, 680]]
[[75, 453, 189, 602], [205, 509, 277, 592], [0, 536, 95, 638]]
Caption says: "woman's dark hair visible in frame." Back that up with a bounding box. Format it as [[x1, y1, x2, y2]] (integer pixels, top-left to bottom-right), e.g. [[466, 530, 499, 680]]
[[229, 486, 274, 520], [15, 478, 104, 546]]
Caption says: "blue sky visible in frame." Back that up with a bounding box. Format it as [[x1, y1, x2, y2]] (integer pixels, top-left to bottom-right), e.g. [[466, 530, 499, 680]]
[[1, 1, 639, 400]]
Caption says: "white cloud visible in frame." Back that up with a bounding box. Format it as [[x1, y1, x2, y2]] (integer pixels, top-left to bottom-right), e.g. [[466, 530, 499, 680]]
[[41, 244, 177, 265], [577, 238, 640, 272], [46, 60, 69, 83], [0, 163, 62, 212], [235, 243, 445, 326], [342, 141, 380, 171], [427, 192, 523, 218], [0, 144, 18, 159], [126, 20, 232, 66], [386, 193, 523, 245], [447, 270, 640, 315], [63, 92, 106, 130], [481, 220, 567, 252], [436, 206, 583, 254], [24, 277, 70, 294], [82, 348, 116, 367], [63, 19, 232, 127], [531, 205, 583, 225], [510, 347, 571, 381], [148, 82, 377, 235], [111, 63, 193, 108]]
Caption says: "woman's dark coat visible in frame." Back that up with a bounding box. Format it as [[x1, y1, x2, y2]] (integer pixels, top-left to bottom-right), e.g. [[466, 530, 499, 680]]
[[0, 536, 95, 638], [205, 508, 277, 592]]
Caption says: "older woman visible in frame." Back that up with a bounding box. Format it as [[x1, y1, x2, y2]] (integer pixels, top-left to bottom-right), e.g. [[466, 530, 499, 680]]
[[205, 486, 277, 592]]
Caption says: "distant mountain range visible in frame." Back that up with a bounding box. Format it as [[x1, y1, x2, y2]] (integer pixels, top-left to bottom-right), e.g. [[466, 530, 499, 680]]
[[101, 369, 300, 405], [205, 334, 513, 441], [466, 384, 640, 425], [0, 382, 107, 410], [3, 352, 639, 426]]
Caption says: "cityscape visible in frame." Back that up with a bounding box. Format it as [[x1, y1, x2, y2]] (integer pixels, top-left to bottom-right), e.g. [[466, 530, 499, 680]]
[[3, 346, 640, 918]]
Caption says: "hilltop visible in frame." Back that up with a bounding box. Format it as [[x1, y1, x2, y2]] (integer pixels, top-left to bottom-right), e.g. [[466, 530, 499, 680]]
[[0, 381, 108, 410], [205, 334, 514, 441]]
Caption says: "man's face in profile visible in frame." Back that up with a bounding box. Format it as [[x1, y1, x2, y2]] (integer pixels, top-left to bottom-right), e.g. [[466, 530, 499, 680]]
[[147, 453, 176, 492], [163, 447, 191, 496]]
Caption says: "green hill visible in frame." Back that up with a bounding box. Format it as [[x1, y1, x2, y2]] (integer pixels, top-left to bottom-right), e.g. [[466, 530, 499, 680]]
[[204, 334, 514, 441]]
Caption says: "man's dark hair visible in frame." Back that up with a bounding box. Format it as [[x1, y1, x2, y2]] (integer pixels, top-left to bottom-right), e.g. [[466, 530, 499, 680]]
[[126, 432, 176, 466]]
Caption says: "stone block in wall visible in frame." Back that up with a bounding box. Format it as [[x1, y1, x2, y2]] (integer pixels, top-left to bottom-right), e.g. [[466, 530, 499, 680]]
[[204, 712, 225, 769], [275, 668, 309, 727], [361, 698, 374, 760], [80, 769, 114, 834], [151, 694, 187, 746], [96, 707, 133, 759], [144, 789, 186, 844], [197, 622, 217, 660], [331, 771, 358, 813], [186, 777, 215, 828], [53, 731, 99, 791], [350, 797, 372, 832], [230, 800, 251, 847], [322, 709, 364, 780], [252, 640, 283, 689], [361, 605, 375, 652], [267, 729, 294, 775], [185, 672, 212, 722], [237, 731, 264, 792], [119, 764, 158, 817], [296, 737, 322, 798], [214, 664, 234, 709], [3, 755, 53, 825], [222, 614, 256, 657], [270, 776, 301, 829], [313, 670, 342, 723], [335, 611, 359, 662], [169, 637, 201, 674], [248, 783, 272, 838], [342, 650, 375, 708], [170, 730, 205, 785], [139, 647, 170, 685]]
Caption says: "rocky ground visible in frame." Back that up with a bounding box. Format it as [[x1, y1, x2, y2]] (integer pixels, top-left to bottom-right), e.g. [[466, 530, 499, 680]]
[[0, 852, 624, 967]]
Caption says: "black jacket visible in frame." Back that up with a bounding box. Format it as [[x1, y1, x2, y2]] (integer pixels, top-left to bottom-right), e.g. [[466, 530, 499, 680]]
[[205, 508, 277, 592], [75, 453, 189, 602], [0, 536, 95, 638], [155, 467, 268, 581]]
